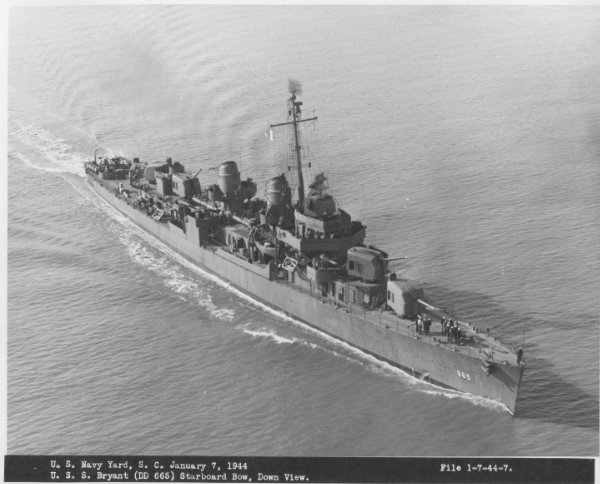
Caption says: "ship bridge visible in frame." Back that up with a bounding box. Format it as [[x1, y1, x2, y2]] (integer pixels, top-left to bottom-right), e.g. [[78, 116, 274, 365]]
[[275, 221, 366, 256]]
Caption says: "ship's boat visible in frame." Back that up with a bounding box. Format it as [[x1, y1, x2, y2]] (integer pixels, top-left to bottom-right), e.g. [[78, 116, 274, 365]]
[[83, 80, 525, 414]]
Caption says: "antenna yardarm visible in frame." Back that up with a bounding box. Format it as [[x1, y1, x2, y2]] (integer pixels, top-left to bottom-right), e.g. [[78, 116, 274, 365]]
[[269, 80, 317, 208]]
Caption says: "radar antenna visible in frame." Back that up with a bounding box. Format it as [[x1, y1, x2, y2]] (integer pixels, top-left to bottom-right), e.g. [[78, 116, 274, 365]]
[[288, 78, 303, 97], [308, 172, 329, 196], [269, 79, 317, 209]]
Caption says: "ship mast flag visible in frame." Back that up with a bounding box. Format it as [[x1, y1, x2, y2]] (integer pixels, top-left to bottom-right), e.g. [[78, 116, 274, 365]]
[[269, 79, 317, 209]]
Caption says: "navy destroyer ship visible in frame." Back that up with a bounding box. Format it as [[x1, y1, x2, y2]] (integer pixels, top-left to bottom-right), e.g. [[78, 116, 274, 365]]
[[84, 80, 525, 413]]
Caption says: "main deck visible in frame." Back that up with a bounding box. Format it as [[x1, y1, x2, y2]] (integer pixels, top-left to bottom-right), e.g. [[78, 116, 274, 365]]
[[96, 173, 520, 368], [87, 171, 524, 412]]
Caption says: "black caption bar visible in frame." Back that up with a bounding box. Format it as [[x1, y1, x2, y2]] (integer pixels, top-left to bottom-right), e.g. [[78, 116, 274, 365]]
[[4, 456, 595, 483]]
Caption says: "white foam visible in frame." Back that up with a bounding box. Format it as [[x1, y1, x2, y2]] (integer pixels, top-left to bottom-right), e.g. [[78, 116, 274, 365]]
[[64, 181, 235, 323], [421, 388, 511, 414], [8, 119, 88, 177], [10, 151, 72, 175], [9, 150, 101, 216], [243, 328, 297, 345], [118, 232, 235, 322]]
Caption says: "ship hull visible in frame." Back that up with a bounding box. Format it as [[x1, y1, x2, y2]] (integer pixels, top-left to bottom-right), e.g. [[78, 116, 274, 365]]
[[89, 179, 523, 413]]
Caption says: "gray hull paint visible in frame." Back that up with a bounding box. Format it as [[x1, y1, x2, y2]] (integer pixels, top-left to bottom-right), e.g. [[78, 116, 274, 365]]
[[91, 181, 522, 413]]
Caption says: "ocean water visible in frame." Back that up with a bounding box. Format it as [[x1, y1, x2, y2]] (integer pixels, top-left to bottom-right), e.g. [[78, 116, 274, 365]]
[[7, 6, 599, 456]]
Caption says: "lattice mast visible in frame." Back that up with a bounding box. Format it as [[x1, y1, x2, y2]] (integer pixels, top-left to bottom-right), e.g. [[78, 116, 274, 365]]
[[269, 79, 317, 209]]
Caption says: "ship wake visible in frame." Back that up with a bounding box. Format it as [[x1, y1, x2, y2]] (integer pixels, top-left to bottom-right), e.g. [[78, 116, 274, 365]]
[[239, 325, 353, 361], [119, 232, 236, 322], [420, 388, 511, 414], [77, 182, 237, 322], [242, 328, 298, 345], [237, 304, 513, 414], [8, 119, 92, 177]]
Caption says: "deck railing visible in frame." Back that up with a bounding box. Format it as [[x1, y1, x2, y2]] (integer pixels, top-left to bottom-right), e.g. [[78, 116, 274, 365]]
[[270, 276, 514, 363]]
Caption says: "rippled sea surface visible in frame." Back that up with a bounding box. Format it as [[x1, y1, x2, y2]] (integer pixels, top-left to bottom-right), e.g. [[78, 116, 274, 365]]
[[7, 6, 599, 456]]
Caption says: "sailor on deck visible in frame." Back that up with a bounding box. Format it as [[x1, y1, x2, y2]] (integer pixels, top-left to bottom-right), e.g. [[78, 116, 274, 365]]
[[446, 320, 453, 343], [424, 317, 431, 335]]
